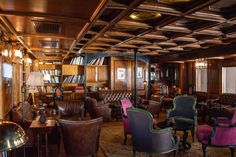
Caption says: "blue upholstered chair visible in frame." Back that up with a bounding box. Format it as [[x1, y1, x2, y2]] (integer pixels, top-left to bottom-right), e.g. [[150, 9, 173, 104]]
[[127, 107, 178, 157], [167, 95, 197, 142]]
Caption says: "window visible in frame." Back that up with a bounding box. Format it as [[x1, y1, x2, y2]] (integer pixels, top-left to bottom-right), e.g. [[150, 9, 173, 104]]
[[222, 67, 236, 93], [196, 68, 207, 92]]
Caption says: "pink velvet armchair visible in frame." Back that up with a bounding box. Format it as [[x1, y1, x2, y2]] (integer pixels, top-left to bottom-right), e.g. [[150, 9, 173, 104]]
[[196, 110, 236, 157], [120, 99, 133, 144]]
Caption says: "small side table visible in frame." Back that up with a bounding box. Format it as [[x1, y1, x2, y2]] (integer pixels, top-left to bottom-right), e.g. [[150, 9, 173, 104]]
[[30, 118, 56, 157]]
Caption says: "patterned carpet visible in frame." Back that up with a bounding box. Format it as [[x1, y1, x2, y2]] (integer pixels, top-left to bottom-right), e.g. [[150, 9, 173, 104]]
[[100, 122, 232, 157]]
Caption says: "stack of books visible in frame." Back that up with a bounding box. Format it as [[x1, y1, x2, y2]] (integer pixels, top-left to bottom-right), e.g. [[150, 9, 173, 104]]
[[70, 56, 84, 65], [88, 57, 105, 65], [63, 75, 84, 83], [75, 85, 84, 93]]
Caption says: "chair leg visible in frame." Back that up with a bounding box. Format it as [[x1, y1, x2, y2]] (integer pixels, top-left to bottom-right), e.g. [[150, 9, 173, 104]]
[[133, 149, 136, 157], [92, 154, 96, 157], [202, 144, 207, 157], [230, 147, 235, 157], [124, 132, 127, 145], [24, 146, 26, 157], [173, 149, 178, 157], [191, 128, 195, 143]]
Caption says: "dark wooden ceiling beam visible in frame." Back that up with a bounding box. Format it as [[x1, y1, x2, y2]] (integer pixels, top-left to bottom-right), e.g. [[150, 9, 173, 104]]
[[0, 10, 89, 22], [153, 42, 236, 63], [0, 16, 36, 57], [79, 0, 146, 51], [105, 0, 221, 52], [63, 0, 109, 60], [19, 33, 75, 40]]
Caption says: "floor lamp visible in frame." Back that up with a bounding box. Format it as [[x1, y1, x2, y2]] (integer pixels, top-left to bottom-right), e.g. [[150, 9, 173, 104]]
[[0, 121, 28, 157]]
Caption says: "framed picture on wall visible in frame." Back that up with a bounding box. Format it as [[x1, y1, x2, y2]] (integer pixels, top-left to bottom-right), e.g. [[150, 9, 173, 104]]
[[137, 67, 143, 78], [117, 68, 126, 80]]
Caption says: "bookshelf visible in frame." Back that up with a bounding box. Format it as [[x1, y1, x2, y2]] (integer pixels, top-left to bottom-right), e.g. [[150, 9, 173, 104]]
[[86, 57, 109, 88], [36, 56, 109, 95]]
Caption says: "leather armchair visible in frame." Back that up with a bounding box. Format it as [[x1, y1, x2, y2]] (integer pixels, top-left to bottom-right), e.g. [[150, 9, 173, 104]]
[[59, 118, 103, 157], [11, 102, 35, 148], [147, 100, 162, 118], [127, 107, 178, 157], [167, 95, 197, 142], [120, 99, 133, 144], [197, 110, 236, 157], [85, 97, 111, 121], [56, 100, 84, 120]]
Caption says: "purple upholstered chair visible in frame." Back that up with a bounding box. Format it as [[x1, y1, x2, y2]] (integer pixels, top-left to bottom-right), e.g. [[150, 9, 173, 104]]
[[197, 110, 236, 157], [120, 99, 133, 144]]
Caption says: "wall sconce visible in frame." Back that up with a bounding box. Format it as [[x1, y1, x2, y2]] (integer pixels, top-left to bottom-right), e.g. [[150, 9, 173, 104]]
[[26, 58, 32, 64], [14, 49, 23, 58], [2, 49, 8, 57], [195, 58, 207, 68]]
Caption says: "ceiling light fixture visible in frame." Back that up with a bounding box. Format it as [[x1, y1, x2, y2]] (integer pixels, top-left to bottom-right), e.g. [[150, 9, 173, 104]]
[[158, 0, 191, 3], [129, 12, 161, 21]]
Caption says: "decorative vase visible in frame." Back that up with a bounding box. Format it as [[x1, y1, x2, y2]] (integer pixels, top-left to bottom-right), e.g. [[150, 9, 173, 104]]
[[39, 115, 46, 124]]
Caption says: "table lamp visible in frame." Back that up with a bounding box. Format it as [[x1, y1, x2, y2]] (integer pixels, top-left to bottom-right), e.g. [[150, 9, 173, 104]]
[[26, 72, 44, 104], [0, 121, 28, 157]]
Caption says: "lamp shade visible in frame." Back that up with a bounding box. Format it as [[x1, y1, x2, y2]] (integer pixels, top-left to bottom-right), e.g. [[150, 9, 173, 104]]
[[0, 121, 28, 152], [26, 72, 44, 86]]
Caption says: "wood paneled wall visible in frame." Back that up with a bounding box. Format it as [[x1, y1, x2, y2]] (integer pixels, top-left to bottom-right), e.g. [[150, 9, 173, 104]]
[[177, 59, 224, 99], [110, 57, 148, 97]]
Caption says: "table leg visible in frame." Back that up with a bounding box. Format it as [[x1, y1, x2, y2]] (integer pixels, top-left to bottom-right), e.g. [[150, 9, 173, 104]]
[[37, 134, 40, 157], [45, 133, 48, 157]]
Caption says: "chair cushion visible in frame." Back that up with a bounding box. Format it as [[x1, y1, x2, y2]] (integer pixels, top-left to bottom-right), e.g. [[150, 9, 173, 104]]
[[196, 125, 212, 144]]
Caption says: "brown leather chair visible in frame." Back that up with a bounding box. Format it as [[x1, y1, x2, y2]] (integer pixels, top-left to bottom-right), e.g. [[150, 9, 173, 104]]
[[59, 118, 103, 157], [85, 97, 111, 121], [11, 102, 36, 156], [147, 100, 162, 118], [56, 100, 84, 120]]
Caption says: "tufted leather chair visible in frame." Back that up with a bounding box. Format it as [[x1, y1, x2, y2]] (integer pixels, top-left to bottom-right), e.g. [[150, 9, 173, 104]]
[[85, 97, 111, 121], [59, 118, 103, 157], [99, 90, 132, 105], [56, 100, 84, 120]]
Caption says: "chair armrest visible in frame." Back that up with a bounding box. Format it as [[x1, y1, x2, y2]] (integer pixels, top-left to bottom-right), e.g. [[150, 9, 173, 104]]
[[166, 109, 177, 118], [95, 106, 111, 121], [207, 98, 220, 104], [150, 127, 179, 151], [23, 119, 32, 129], [211, 117, 231, 127]]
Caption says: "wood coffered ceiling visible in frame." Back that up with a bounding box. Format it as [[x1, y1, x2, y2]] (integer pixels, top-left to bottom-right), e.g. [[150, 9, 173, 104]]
[[0, 0, 108, 61], [1, 0, 236, 62]]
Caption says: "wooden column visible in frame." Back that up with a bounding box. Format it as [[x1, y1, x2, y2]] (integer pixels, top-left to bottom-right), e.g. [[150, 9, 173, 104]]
[[0, 56, 2, 119], [84, 54, 87, 98], [21, 49, 27, 121], [133, 49, 138, 106]]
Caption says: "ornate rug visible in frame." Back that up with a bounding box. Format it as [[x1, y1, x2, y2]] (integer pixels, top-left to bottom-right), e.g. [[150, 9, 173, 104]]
[[100, 122, 231, 157]]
